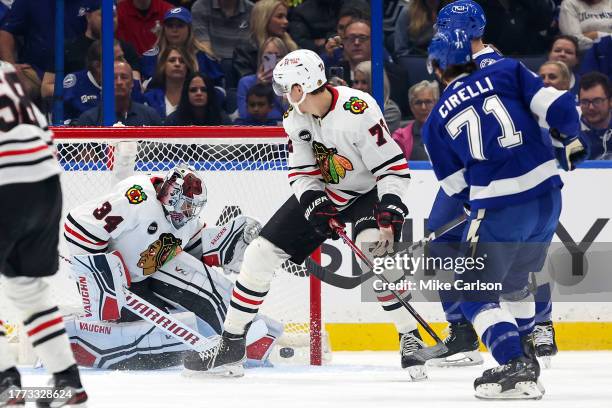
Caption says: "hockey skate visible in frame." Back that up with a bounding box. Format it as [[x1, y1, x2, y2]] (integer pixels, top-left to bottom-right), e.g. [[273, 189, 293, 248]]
[[533, 321, 557, 369], [399, 330, 428, 381], [36, 365, 88, 407], [474, 356, 544, 400], [427, 321, 483, 367], [0, 367, 24, 406], [183, 331, 246, 377]]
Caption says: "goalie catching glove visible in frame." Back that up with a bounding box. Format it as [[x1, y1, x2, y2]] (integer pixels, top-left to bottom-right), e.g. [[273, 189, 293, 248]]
[[550, 129, 589, 171], [373, 194, 408, 257], [300, 190, 345, 240]]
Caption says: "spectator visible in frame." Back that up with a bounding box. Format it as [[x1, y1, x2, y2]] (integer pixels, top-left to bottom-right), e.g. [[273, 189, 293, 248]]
[[192, 0, 254, 60], [234, 83, 279, 125], [394, 0, 440, 57], [141, 7, 224, 86], [117, 0, 173, 55], [236, 36, 288, 123], [579, 72, 612, 159], [0, 0, 87, 103], [479, 0, 555, 55], [352, 60, 402, 134], [548, 35, 581, 96], [288, 0, 346, 54], [63, 40, 144, 124], [165, 72, 230, 125], [328, 19, 376, 84], [559, 0, 612, 51], [383, 0, 408, 54], [321, 3, 370, 67], [233, 0, 298, 78], [76, 61, 162, 126], [539, 61, 572, 91], [392, 80, 439, 160], [144, 46, 194, 118], [41, 1, 142, 100]]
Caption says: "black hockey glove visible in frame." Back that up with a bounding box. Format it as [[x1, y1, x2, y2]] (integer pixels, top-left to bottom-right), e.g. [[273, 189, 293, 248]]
[[376, 194, 408, 241], [301, 191, 345, 240]]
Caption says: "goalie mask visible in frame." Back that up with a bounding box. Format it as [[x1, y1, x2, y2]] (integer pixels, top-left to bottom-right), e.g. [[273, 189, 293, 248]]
[[157, 164, 207, 229]]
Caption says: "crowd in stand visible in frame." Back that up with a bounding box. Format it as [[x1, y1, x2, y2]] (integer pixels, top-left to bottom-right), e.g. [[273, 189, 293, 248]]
[[0, 0, 609, 158]]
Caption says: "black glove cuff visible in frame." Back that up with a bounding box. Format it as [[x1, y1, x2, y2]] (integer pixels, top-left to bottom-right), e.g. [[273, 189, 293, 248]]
[[300, 190, 330, 220], [379, 194, 408, 218]]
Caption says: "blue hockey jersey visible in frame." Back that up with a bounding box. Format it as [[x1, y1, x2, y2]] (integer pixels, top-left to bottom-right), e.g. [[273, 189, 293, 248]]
[[422, 58, 579, 210]]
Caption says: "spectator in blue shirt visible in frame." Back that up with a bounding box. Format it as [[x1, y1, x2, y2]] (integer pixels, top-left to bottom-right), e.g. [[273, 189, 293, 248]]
[[140, 7, 224, 87], [236, 36, 287, 123], [234, 83, 279, 126], [76, 61, 162, 126], [579, 72, 612, 159], [144, 46, 194, 119], [0, 0, 86, 102], [165, 72, 230, 125]]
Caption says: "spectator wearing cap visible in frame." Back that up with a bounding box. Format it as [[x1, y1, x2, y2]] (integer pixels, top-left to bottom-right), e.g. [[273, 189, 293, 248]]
[[559, 0, 612, 51], [0, 0, 87, 103], [41, 0, 142, 101], [117, 0, 174, 56], [233, 0, 297, 79], [191, 0, 254, 60], [140, 7, 224, 87], [76, 61, 162, 126], [579, 72, 612, 159]]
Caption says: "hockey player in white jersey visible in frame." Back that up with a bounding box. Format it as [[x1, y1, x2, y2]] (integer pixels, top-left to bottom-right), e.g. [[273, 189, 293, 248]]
[[64, 164, 282, 369], [183, 49, 426, 379]]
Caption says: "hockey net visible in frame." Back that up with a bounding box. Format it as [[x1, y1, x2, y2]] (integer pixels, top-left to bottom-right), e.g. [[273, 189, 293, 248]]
[[0, 126, 328, 365]]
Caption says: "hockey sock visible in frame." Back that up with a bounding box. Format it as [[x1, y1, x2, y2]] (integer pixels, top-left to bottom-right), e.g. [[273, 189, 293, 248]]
[[464, 303, 523, 365], [534, 283, 552, 323], [224, 237, 288, 335], [0, 320, 17, 372], [501, 293, 535, 338], [441, 300, 469, 324], [4, 277, 76, 374]]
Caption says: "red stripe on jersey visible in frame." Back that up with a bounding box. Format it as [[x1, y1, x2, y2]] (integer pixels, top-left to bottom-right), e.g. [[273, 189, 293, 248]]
[[288, 169, 322, 178], [232, 290, 263, 306], [27, 316, 63, 337], [202, 254, 221, 267], [388, 163, 409, 172], [325, 188, 348, 203], [64, 224, 107, 246], [0, 144, 48, 158]]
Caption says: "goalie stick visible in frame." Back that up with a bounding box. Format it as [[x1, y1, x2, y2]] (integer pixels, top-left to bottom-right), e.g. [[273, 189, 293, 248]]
[[304, 213, 468, 289]]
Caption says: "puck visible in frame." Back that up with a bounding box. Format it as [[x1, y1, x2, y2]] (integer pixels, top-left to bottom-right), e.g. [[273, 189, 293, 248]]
[[279, 347, 295, 358]]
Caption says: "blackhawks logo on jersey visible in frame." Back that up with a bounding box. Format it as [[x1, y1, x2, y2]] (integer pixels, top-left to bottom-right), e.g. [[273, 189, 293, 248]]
[[343, 96, 368, 114], [312, 141, 353, 184], [125, 185, 147, 204], [137, 233, 182, 275]]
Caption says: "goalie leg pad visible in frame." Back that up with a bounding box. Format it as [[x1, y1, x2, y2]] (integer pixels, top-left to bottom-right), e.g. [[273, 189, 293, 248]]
[[4, 277, 76, 373], [224, 237, 289, 335], [357, 228, 417, 335], [244, 316, 284, 366]]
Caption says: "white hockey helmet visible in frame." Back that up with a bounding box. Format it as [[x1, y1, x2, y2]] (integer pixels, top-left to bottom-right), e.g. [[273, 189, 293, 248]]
[[157, 164, 207, 229], [272, 49, 327, 113]]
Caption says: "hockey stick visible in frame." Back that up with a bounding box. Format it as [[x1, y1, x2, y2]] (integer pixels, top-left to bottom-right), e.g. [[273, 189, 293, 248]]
[[331, 223, 451, 361], [304, 213, 468, 290]]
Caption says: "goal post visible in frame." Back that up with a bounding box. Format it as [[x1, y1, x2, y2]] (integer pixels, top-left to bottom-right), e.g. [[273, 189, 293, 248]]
[[0, 126, 327, 365]]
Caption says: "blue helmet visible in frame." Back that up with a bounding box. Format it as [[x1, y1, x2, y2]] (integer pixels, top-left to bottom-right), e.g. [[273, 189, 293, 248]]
[[436, 0, 486, 39], [427, 29, 472, 73]]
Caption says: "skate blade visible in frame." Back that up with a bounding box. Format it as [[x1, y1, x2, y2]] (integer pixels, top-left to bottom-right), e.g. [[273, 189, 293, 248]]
[[405, 365, 428, 381], [182, 364, 244, 378], [475, 381, 544, 400], [427, 351, 484, 367]]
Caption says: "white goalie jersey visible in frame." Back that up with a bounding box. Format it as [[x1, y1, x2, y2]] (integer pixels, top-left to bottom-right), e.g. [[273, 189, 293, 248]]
[[284, 85, 411, 208], [64, 175, 204, 282]]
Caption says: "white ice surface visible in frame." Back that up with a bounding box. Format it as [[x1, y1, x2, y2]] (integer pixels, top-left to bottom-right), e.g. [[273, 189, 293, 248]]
[[17, 351, 612, 408]]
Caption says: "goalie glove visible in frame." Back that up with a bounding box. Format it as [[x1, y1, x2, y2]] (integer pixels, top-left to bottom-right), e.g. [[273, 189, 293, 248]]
[[300, 190, 345, 240], [551, 129, 589, 171], [372, 194, 408, 257]]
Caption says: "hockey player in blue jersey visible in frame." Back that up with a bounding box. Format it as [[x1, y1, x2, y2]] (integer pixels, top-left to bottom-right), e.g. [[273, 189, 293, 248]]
[[425, 0, 504, 368], [422, 29, 586, 399]]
